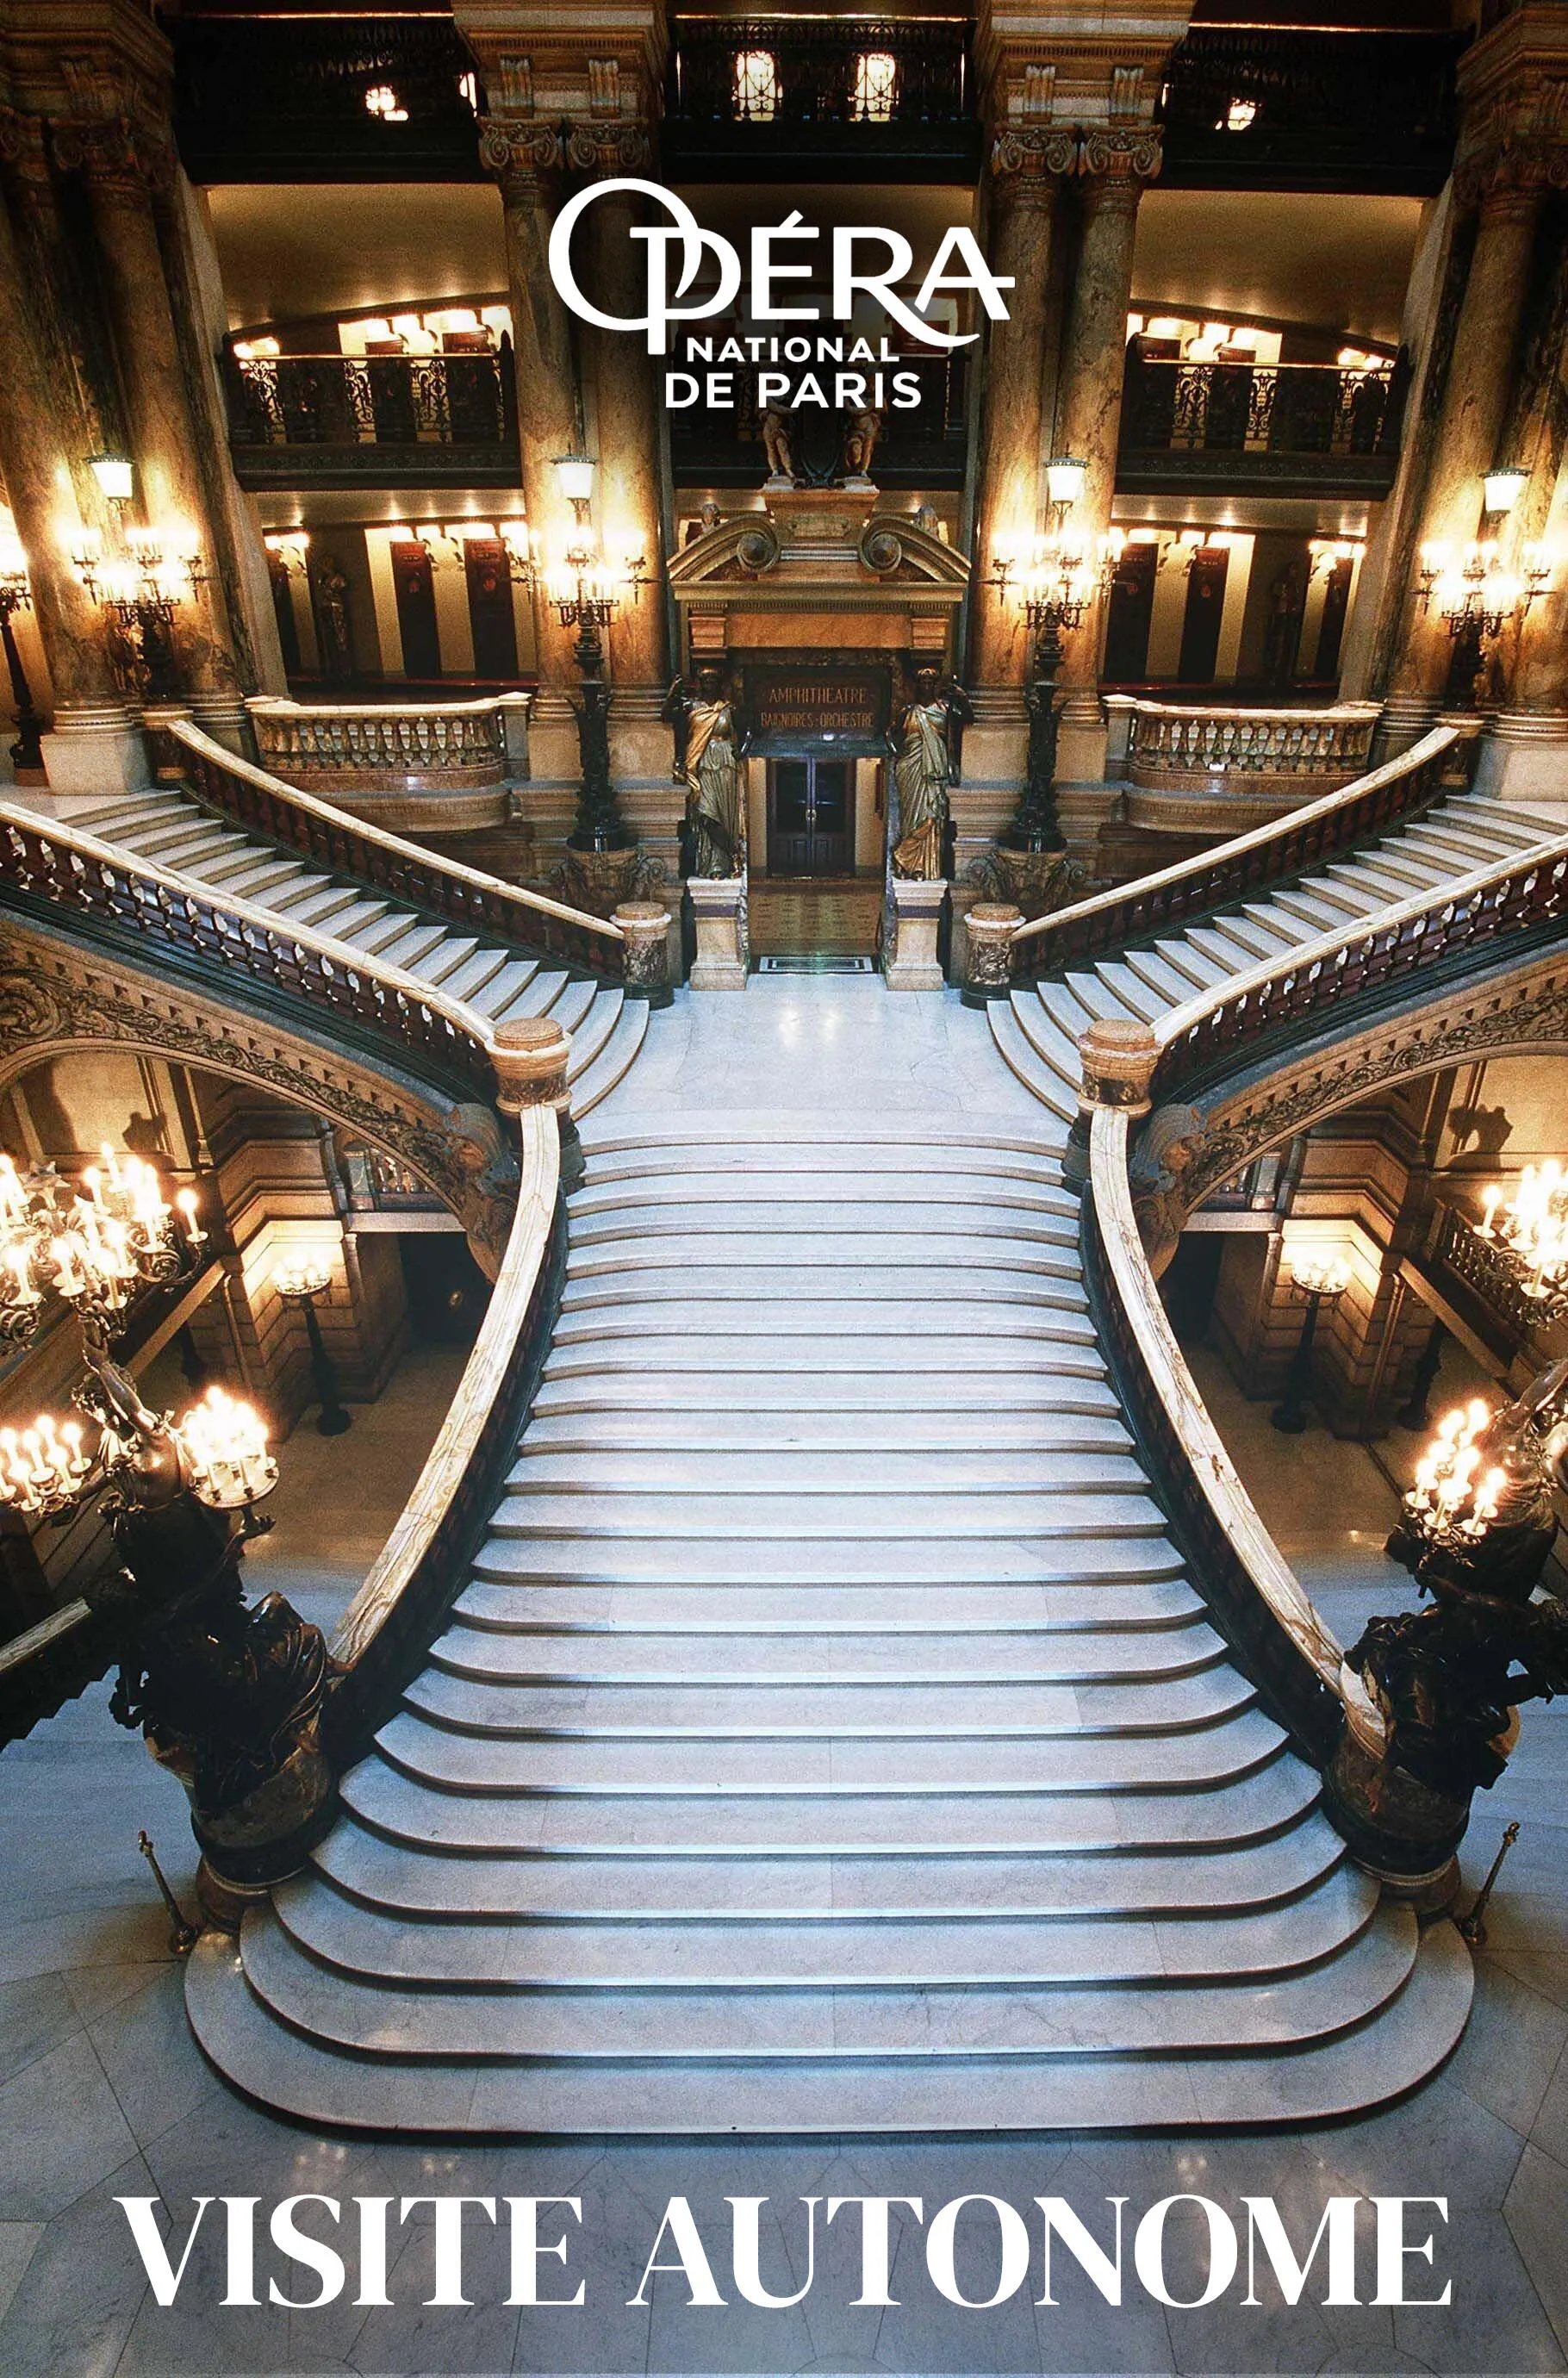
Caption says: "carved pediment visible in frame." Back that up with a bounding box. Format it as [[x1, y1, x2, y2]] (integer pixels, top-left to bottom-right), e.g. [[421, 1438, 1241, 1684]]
[[669, 503, 970, 604]]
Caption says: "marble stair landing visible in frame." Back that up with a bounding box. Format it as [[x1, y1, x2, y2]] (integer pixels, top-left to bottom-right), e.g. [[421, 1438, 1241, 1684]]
[[185, 1072, 1472, 2132]]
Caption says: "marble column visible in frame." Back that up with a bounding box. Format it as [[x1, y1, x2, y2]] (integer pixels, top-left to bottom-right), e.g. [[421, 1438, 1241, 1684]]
[[1383, 176, 1545, 732], [581, 164, 666, 692], [0, 156, 145, 795], [971, 141, 1067, 690], [65, 119, 245, 722], [1052, 168, 1145, 773], [481, 127, 584, 688]]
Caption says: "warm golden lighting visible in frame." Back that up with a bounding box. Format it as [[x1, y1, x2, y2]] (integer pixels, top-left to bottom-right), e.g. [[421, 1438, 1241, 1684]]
[[0, 1149, 199, 1344], [0, 1412, 93, 1517], [1407, 1399, 1507, 1548], [274, 1257, 333, 1303], [1290, 1250, 1352, 1299], [1483, 467, 1528, 518], [852, 51, 899, 121], [175, 1385, 277, 1510], [1476, 1162, 1568, 1304]]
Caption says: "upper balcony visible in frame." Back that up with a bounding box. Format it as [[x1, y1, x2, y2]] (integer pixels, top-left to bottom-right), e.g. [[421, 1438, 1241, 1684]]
[[223, 339, 520, 492], [1159, 26, 1462, 196], [663, 17, 980, 184], [1117, 344, 1409, 502]]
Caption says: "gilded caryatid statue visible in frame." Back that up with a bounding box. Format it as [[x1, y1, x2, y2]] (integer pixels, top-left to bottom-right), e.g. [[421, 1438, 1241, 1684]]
[[663, 669, 744, 879], [891, 668, 971, 881]]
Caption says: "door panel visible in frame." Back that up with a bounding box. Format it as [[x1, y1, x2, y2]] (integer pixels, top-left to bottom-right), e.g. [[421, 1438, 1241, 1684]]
[[390, 538, 441, 678], [1177, 550, 1229, 684], [464, 536, 519, 679], [767, 758, 854, 876], [1103, 542, 1157, 682]]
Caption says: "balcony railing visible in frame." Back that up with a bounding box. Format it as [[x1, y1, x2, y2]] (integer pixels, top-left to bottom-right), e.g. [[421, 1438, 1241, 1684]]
[[665, 17, 978, 179], [1108, 696, 1380, 822], [1118, 352, 1406, 497], [246, 695, 527, 835], [669, 354, 968, 489], [223, 350, 519, 489], [1159, 27, 1462, 196], [175, 16, 486, 184]]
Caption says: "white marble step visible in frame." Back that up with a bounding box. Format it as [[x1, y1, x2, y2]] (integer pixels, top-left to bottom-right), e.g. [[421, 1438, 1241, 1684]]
[[527, 1366, 1119, 1416], [566, 995, 647, 1115], [563, 1232, 1085, 1284], [466, 1538, 1185, 1602], [568, 1172, 1079, 1218], [236, 1899, 1413, 2061], [549, 1298, 1098, 1344], [309, 1806, 1337, 1921], [502, 1446, 1144, 1497], [482, 1488, 1167, 1543], [451, 1576, 1206, 1633], [341, 1746, 1313, 1854], [373, 1699, 1285, 1800], [542, 1335, 1109, 1381], [401, 1659, 1253, 1739], [426, 1616, 1223, 1688], [188, 1912, 1472, 2130], [518, 1407, 1131, 1452]]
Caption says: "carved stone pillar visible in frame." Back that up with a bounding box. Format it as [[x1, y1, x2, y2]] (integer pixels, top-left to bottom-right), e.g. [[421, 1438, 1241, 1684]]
[[971, 140, 1068, 690], [1053, 162, 1150, 773], [1383, 174, 1546, 732], [60, 117, 243, 721], [479, 124, 583, 688], [0, 140, 145, 796], [573, 139, 666, 693]]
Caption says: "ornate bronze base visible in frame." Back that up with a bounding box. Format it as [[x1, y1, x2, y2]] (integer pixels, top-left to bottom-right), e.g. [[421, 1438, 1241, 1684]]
[[1322, 1726, 1469, 1912], [563, 841, 642, 921]]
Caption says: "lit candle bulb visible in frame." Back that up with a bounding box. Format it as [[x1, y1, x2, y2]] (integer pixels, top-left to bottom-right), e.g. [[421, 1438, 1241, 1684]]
[[175, 1188, 206, 1249]]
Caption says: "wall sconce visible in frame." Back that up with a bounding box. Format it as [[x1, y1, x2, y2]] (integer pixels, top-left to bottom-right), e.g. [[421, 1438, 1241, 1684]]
[[553, 454, 597, 527], [264, 532, 311, 580], [1482, 467, 1528, 519], [1042, 456, 1086, 532], [88, 455, 134, 508]]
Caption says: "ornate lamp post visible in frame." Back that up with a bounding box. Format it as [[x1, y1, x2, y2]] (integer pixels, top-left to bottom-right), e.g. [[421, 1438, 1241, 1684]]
[[0, 530, 45, 778], [274, 1256, 352, 1436], [1271, 1247, 1352, 1434]]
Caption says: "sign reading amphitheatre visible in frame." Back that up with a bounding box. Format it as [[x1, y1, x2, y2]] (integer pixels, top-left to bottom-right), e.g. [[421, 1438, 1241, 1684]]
[[750, 669, 886, 739], [547, 180, 1013, 412]]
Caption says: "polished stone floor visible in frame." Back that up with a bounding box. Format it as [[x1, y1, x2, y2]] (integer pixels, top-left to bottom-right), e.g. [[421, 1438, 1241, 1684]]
[[0, 985, 1566, 2374]]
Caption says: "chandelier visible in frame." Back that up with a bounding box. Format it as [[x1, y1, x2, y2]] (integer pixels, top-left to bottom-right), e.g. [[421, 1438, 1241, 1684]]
[[1472, 1162, 1568, 1321], [0, 1148, 206, 1347], [1402, 1398, 1508, 1556]]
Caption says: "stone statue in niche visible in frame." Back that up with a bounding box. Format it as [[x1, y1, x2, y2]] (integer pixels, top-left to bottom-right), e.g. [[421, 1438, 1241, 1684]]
[[891, 669, 970, 881], [663, 669, 744, 878], [311, 557, 355, 683], [1128, 1105, 1208, 1279], [841, 407, 882, 490], [761, 405, 795, 489]]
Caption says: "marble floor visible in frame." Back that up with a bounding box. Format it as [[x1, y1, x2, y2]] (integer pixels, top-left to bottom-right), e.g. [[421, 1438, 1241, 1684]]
[[1, 985, 1566, 2374]]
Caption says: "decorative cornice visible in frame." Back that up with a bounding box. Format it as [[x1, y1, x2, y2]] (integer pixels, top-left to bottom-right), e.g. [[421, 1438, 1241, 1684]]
[[989, 122, 1161, 180]]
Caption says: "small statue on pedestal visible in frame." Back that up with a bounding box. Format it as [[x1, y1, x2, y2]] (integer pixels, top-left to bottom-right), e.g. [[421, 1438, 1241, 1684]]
[[761, 406, 795, 490], [842, 407, 882, 491], [663, 668, 744, 878], [891, 668, 971, 881]]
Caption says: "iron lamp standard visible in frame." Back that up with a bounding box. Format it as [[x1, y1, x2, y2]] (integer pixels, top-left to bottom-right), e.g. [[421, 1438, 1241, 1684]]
[[69, 520, 210, 705], [0, 532, 45, 776], [275, 1257, 352, 1436], [1271, 1249, 1352, 1435], [987, 463, 1114, 856]]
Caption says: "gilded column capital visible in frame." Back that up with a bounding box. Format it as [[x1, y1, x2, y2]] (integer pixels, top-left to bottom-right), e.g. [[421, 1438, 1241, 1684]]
[[1078, 127, 1163, 184], [989, 124, 1077, 196], [564, 120, 654, 177], [476, 114, 564, 203]]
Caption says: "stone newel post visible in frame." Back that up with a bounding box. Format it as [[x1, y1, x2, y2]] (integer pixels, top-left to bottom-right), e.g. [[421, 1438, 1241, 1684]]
[[1064, 1015, 1159, 1192]]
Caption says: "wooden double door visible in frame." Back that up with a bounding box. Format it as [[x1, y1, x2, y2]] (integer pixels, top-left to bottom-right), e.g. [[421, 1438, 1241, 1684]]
[[767, 756, 852, 876]]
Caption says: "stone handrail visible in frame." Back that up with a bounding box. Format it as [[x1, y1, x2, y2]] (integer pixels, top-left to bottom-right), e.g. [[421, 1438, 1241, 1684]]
[[1084, 1104, 1347, 1758], [154, 717, 625, 977], [327, 1100, 563, 1752], [248, 693, 527, 793], [1108, 695, 1380, 786], [0, 815, 572, 1752], [1152, 821, 1568, 1106], [0, 799, 501, 1104], [1010, 722, 1460, 972]]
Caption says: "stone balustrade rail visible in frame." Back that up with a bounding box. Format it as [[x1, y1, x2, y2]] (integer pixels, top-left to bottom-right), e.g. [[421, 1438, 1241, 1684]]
[[1083, 806, 1568, 1765], [1012, 722, 1462, 975], [1109, 695, 1380, 787], [157, 717, 623, 977]]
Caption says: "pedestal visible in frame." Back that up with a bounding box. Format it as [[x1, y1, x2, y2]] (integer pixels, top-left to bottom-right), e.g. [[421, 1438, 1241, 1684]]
[[38, 703, 150, 801], [885, 875, 948, 993], [612, 900, 674, 1005], [688, 875, 748, 990], [961, 902, 1023, 1003], [1472, 713, 1568, 812], [563, 841, 641, 921]]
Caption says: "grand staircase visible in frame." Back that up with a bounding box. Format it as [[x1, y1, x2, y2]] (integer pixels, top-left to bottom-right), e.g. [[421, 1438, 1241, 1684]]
[[64, 786, 645, 1116], [186, 1101, 1472, 2131], [990, 786, 1562, 1113]]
